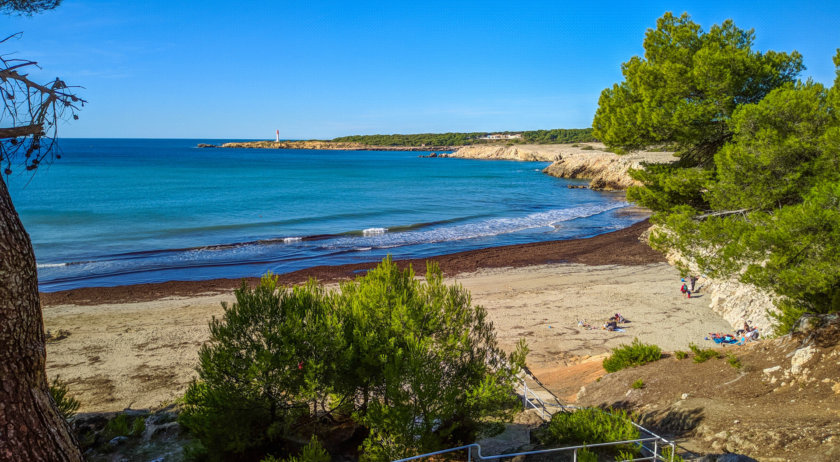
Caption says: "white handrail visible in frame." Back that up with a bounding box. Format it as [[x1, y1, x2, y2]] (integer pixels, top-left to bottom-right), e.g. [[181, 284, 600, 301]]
[[393, 436, 676, 462]]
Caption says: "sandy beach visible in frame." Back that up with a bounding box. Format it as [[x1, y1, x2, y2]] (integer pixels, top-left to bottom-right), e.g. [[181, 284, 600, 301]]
[[42, 221, 732, 412]]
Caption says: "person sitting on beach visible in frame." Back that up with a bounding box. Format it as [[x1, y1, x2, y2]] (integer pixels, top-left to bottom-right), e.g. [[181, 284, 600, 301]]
[[613, 313, 627, 323], [744, 326, 759, 341], [736, 321, 751, 336], [603, 320, 618, 331]]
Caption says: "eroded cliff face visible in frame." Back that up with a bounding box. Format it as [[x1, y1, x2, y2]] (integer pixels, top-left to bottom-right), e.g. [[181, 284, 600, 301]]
[[449, 143, 676, 190]]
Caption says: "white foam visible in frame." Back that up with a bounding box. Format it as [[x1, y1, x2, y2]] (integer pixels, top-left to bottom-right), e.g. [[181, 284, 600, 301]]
[[37, 263, 67, 268], [329, 203, 627, 250], [283, 237, 302, 243], [362, 227, 387, 236]]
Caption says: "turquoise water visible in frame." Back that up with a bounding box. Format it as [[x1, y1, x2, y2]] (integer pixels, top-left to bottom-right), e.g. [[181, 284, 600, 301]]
[[7, 139, 635, 291]]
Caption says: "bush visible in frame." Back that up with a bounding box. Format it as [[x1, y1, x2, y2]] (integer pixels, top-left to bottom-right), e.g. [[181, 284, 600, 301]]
[[104, 414, 146, 439], [577, 447, 598, 462], [539, 408, 640, 456], [727, 353, 742, 369], [49, 376, 80, 422], [674, 350, 689, 360], [179, 276, 341, 457], [616, 449, 638, 461], [180, 258, 527, 461], [602, 339, 662, 372], [661, 445, 685, 462], [262, 436, 330, 462], [580, 145, 594, 150], [689, 343, 722, 363], [631, 379, 644, 389]]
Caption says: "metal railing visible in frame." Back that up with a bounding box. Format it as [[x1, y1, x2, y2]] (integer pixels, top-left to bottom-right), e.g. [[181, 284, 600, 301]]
[[520, 375, 569, 420], [392, 377, 678, 462], [393, 437, 676, 462]]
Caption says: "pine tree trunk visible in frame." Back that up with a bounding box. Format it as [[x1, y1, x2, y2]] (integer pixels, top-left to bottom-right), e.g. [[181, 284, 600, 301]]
[[0, 176, 82, 461]]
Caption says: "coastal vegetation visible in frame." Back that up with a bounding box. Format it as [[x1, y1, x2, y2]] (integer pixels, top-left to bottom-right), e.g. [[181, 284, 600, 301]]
[[594, 11, 840, 333], [537, 408, 641, 457], [330, 128, 595, 146], [602, 338, 662, 373], [689, 343, 722, 363], [179, 258, 527, 461], [48, 376, 80, 422]]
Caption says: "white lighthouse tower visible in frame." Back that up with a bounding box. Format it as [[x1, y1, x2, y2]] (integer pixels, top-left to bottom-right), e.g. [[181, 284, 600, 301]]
[[275, 129, 280, 142]]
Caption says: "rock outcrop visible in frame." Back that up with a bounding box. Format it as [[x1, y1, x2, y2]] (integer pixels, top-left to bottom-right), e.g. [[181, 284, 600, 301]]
[[216, 140, 455, 151], [445, 144, 562, 162], [448, 143, 676, 190]]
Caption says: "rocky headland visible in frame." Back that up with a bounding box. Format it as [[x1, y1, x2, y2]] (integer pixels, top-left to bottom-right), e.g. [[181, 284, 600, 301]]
[[208, 140, 457, 151], [447, 143, 676, 190]]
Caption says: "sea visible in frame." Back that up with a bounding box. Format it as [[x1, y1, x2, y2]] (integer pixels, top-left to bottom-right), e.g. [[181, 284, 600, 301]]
[[6, 139, 639, 292]]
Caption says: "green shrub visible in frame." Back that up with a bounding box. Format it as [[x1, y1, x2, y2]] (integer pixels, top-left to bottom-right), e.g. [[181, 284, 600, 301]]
[[130, 416, 146, 436], [103, 414, 145, 439], [577, 447, 598, 462], [602, 338, 662, 372], [262, 437, 330, 462], [48, 376, 80, 422], [727, 353, 742, 369], [661, 445, 685, 462], [615, 449, 638, 461], [580, 145, 594, 150], [179, 276, 342, 457], [182, 440, 208, 461], [539, 408, 640, 456], [689, 343, 722, 363], [180, 258, 527, 460], [631, 379, 644, 389], [674, 350, 689, 360]]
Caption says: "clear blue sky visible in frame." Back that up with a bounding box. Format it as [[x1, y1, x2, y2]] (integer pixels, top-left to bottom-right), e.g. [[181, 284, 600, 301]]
[[3, 0, 839, 139]]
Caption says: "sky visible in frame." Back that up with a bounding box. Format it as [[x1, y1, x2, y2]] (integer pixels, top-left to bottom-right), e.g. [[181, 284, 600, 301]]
[[3, 0, 839, 139]]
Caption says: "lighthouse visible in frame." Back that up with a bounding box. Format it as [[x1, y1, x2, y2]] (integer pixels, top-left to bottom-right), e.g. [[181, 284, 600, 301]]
[[275, 129, 280, 143]]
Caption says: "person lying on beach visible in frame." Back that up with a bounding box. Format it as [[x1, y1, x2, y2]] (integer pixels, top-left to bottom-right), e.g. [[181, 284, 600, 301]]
[[603, 320, 618, 331], [613, 313, 627, 323], [577, 320, 592, 329], [708, 333, 739, 344]]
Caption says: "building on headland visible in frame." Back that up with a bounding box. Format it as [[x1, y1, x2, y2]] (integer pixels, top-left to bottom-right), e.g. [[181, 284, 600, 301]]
[[479, 133, 522, 140]]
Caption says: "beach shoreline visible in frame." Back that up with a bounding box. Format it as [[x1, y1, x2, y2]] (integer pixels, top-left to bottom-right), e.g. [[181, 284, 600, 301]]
[[41, 218, 661, 306], [43, 219, 740, 412]]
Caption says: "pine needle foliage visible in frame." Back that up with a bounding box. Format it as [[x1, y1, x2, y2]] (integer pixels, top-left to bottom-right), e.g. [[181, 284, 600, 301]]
[[689, 343, 722, 363], [179, 257, 527, 461], [48, 376, 80, 422], [595, 11, 840, 334], [602, 338, 662, 373], [539, 408, 640, 456]]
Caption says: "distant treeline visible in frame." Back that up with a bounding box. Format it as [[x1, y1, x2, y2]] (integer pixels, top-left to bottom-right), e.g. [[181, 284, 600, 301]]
[[330, 128, 596, 146], [521, 128, 596, 144]]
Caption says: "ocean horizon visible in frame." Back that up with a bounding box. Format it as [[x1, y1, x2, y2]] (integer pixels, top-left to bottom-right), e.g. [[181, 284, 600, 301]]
[[8, 138, 637, 292]]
